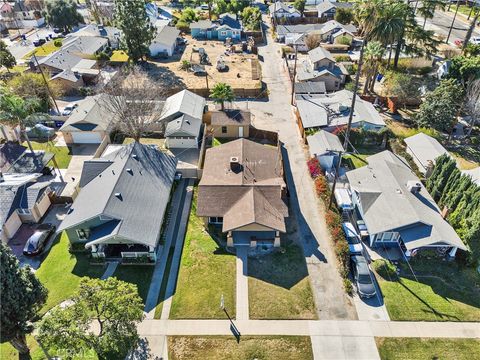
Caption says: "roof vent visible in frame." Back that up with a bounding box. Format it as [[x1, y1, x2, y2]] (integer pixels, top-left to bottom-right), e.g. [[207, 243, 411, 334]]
[[132, 154, 138, 159], [126, 168, 133, 175], [407, 180, 422, 194], [114, 192, 123, 200], [230, 156, 242, 173]]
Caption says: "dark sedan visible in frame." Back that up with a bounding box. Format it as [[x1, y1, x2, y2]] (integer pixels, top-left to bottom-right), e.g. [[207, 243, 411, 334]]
[[23, 224, 56, 256], [351, 255, 376, 298]]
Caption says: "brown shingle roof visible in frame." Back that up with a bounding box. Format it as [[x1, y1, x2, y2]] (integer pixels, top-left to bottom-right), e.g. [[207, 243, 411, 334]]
[[197, 139, 288, 232], [210, 110, 252, 126]]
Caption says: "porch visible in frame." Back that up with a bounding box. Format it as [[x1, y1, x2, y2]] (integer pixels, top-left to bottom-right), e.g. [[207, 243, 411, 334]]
[[90, 243, 157, 263], [228, 230, 281, 249]]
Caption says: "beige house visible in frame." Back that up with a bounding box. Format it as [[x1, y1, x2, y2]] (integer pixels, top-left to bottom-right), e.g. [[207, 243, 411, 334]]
[[1, 174, 53, 243], [197, 138, 288, 248], [206, 110, 251, 139]]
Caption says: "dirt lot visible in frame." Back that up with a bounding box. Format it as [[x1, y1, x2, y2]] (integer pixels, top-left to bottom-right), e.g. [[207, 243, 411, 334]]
[[146, 36, 262, 97]]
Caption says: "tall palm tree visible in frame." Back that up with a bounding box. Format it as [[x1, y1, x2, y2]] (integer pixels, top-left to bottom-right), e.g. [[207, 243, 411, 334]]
[[210, 83, 235, 111], [362, 41, 385, 94], [417, 0, 446, 29], [0, 92, 47, 153]]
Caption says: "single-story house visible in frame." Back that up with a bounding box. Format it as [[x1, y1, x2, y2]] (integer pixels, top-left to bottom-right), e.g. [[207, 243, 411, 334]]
[[276, 23, 325, 43], [295, 90, 386, 136], [307, 130, 344, 171], [462, 167, 480, 186], [346, 150, 467, 258], [404, 133, 449, 177], [269, 2, 301, 19], [297, 46, 348, 91], [161, 90, 206, 149], [68, 24, 122, 49], [190, 13, 242, 41], [1, 142, 58, 175], [316, 1, 354, 20], [49, 69, 84, 95], [207, 110, 251, 139], [60, 94, 115, 144], [149, 25, 180, 57], [1, 173, 53, 243], [58, 142, 177, 262], [318, 20, 356, 43], [197, 138, 288, 248]]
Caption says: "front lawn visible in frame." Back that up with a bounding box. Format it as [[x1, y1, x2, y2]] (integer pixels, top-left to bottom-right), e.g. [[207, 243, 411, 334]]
[[23, 141, 72, 169], [1, 335, 45, 360], [343, 153, 368, 169], [248, 242, 317, 319], [168, 336, 313, 360], [35, 232, 105, 315], [23, 41, 62, 59], [112, 265, 154, 305], [376, 338, 480, 360], [372, 259, 480, 322], [169, 189, 236, 319]]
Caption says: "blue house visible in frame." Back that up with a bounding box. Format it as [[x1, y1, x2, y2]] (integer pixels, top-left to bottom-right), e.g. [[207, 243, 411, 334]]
[[190, 13, 242, 41]]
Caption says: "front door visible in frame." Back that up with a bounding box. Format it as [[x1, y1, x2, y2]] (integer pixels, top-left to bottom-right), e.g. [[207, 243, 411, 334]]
[[238, 126, 244, 138]]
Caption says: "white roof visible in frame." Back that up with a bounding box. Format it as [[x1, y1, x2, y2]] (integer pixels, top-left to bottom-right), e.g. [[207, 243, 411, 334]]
[[307, 130, 344, 156], [462, 167, 480, 185], [404, 133, 449, 173]]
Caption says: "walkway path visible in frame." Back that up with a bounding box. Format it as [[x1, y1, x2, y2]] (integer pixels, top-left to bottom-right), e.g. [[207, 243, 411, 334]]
[[100, 261, 118, 280], [236, 247, 249, 320], [144, 179, 186, 318], [160, 179, 194, 320]]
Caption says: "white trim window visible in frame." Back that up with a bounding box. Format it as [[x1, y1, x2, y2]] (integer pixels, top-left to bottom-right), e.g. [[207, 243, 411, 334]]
[[76, 229, 90, 240], [17, 208, 31, 215], [220, 31, 227, 36], [377, 232, 399, 242], [209, 217, 223, 224]]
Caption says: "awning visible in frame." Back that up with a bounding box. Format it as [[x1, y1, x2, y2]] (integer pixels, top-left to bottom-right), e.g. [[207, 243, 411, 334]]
[[85, 220, 122, 248]]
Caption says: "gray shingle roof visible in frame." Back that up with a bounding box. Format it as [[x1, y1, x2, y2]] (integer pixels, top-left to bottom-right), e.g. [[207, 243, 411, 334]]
[[165, 114, 202, 137], [346, 151, 466, 251], [60, 94, 115, 132], [1, 142, 27, 173], [58, 143, 177, 247], [153, 25, 180, 47], [307, 130, 344, 156], [160, 90, 206, 122], [190, 20, 214, 30], [50, 69, 82, 83], [308, 46, 336, 63], [404, 133, 449, 173], [295, 81, 326, 95], [210, 110, 251, 126]]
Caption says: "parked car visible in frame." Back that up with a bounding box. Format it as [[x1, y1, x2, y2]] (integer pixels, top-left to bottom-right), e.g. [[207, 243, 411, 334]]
[[351, 255, 376, 298], [53, 27, 62, 33], [26, 124, 55, 139], [356, 219, 369, 238], [62, 103, 78, 116], [342, 222, 363, 255], [23, 224, 56, 256], [33, 38, 46, 47], [470, 37, 480, 45]]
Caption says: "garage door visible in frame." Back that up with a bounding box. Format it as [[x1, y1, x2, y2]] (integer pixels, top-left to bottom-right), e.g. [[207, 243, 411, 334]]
[[72, 132, 102, 144]]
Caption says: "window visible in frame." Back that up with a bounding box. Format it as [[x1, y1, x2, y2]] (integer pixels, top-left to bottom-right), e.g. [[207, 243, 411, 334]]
[[220, 31, 227, 36], [17, 209, 31, 215], [76, 229, 90, 240], [378, 232, 398, 242], [209, 217, 223, 224], [221, 126, 227, 134]]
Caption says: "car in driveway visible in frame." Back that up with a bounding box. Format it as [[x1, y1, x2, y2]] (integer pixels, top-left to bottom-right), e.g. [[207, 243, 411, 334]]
[[356, 219, 369, 238], [351, 255, 376, 298], [342, 222, 363, 255], [26, 124, 55, 139], [23, 224, 56, 256], [62, 103, 78, 116]]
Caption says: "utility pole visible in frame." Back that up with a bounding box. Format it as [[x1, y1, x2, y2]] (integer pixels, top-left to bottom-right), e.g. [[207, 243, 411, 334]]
[[328, 39, 367, 209], [290, 44, 298, 105], [205, 71, 209, 92], [446, 1, 461, 44], [32, 54, 61, 115]]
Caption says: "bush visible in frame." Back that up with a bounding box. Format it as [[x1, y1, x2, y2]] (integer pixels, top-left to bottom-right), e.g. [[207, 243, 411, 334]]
[[307, 157, 322, 178], [176, 20, 190, 32], [334, 55, 351, 62], [372, 259, 397, 280], [314, 176, 329, 200], [343, 278, 353, 295], [396, 58, 433, 75], [96, 51, 110, 61], [337, 36, 352, 46], [325, 210, 342, 231], [53, 39, 62, 47]]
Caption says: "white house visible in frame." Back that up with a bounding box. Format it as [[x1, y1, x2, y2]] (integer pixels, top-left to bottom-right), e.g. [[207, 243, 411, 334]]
[[404, 133, 449, 177], [149, 25, 180, 57], [269, 2, 302, 19], [307, 130, 344, 171]]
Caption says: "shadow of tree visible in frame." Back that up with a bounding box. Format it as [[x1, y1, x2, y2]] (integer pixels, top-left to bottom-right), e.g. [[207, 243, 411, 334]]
[[126, 337, 161, 360], [140, 62, 186, 96]]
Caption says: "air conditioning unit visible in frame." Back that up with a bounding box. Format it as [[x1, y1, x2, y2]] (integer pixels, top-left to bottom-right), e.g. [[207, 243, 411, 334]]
[[230, 156, 241, 172], [407, 180, 422, 194]]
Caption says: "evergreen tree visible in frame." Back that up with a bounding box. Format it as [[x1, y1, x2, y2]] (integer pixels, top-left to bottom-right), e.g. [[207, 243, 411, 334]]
[[114, 0, 156, 63], [44, 0, 84, 32], [426, 154, 449, 192], [430, 157, 456, 201], [0, 40, 16, 72], [439, 168, 460, 207]]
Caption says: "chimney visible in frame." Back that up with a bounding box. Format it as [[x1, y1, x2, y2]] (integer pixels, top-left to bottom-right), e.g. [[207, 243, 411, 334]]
[[407, 180, 422, 194], [230, 156, 241, 173], [441, 206, 451, 219]]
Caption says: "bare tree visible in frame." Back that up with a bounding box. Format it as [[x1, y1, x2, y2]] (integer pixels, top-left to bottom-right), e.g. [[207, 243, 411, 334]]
[[464, 78, 480, 136], [304, 34, 320, 51], [100, 66, 167, 142]]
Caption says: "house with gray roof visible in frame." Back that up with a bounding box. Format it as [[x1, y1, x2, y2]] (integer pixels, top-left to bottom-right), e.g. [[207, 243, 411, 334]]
[[190, 13, 242, 41], [346, 151, 467, 258], [295, 90, 385, 136], [404, 133, 449, 177], [462, 167, 480, 186], [60, 94, 115, 144], [161, 90, 206, 149], [297, 46, 348, 91], [307, 130, 344, 171], [316, 1, 354, 20], [197, 138, 288, 248], [149, 25, 180, 57], [58, 142, 177, 262], [269, 2, 301, 19]]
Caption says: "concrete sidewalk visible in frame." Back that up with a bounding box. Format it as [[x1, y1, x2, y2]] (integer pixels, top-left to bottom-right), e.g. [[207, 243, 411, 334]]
[[236, 247, 249, 320], [100, 261, 118, 280]]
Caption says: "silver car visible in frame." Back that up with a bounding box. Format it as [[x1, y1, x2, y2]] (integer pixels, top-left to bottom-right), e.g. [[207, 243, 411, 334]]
[[351, 255, 376, 298]]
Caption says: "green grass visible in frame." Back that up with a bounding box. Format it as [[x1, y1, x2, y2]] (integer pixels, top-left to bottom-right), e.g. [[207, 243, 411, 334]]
[[1, 335, 46, 360], [23, 41, 62, 59], [248, 242, 317, 319], [23, 141, 72, 169], [376, 338, 480, 360], [372, 259, 480, 322], [168, 336, 313, 360], [0, 64, 28, 74], [110, 50, 129, 62], [35, 232, 105, 315], [212, 137, 232, 147], [112, 265, 154, 305], [169, 189, 236, 319], [448, 4, 478, 17], [343, 153, 369, 169]]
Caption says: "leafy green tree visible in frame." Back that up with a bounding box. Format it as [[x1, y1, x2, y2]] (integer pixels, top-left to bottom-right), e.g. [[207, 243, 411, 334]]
[[114, 0, 156, 63], [44, 0, 84, 32], [0, 243, 48, 356], [414, 79, 464, 132], [241, 7, 262, 31], [384, 71, 420, 107], [210, 82, 234, 111], [293, 0, 306, 16], [447, 55, 480, 86], [179, 7, 198, 23], [335, 7, 354, 24], [38, 277, 144, 360], [213, 0, 228, 16], [0, 40, 16, 72]]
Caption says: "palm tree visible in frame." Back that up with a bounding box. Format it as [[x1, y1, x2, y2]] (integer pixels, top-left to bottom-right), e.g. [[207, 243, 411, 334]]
[[362, 41, 385, 94], [463, 6, 480, 52], [210, 83, 235, 111], [417, 0, 446, 29], [0, 91, 47, 153]]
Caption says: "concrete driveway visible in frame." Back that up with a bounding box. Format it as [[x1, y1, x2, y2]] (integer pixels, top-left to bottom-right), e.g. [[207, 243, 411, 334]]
[[7, 204, 69, 270], [60, 144, 98, 198]]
